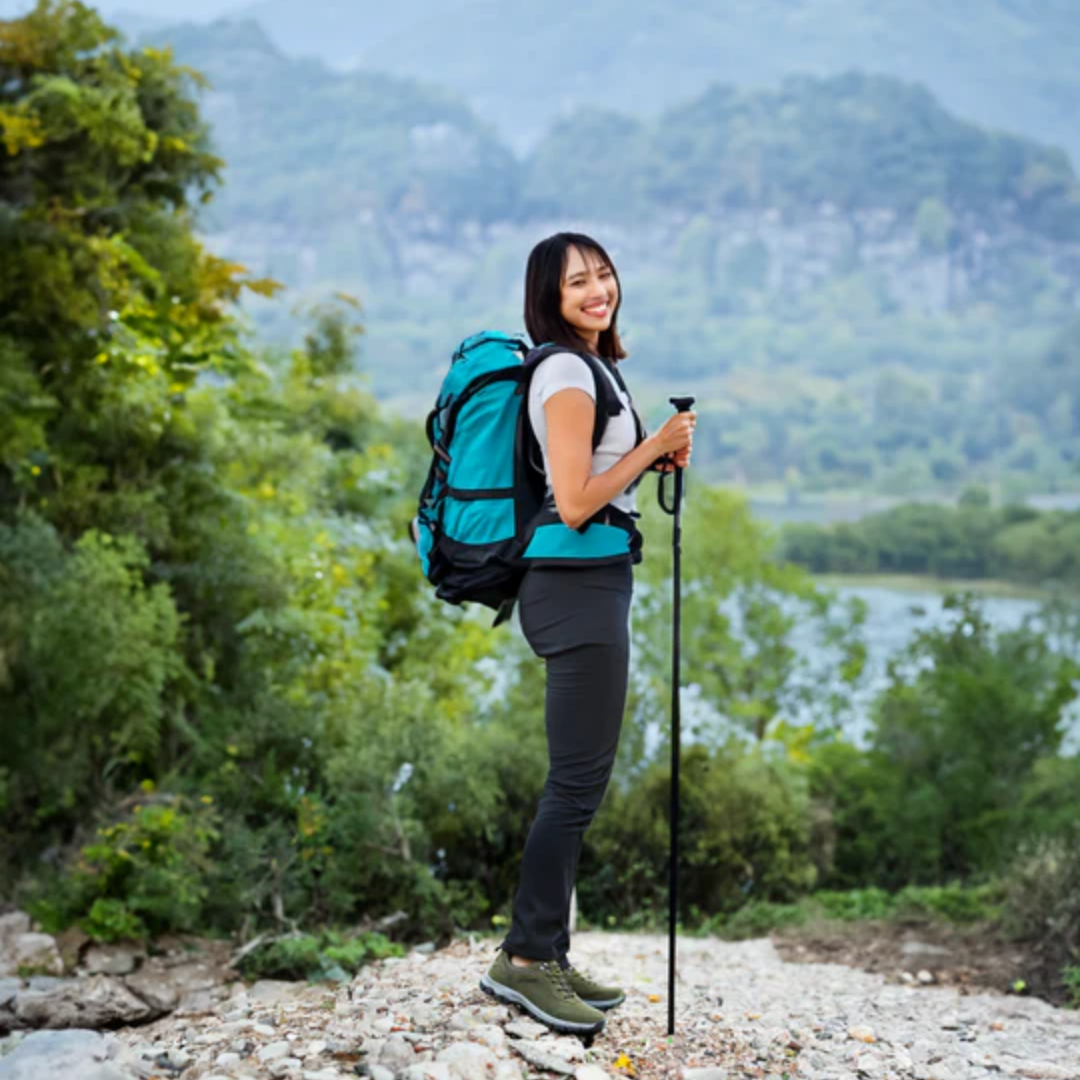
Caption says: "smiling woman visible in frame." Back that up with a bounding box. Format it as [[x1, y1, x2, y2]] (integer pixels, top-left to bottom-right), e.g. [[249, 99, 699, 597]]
[[477, 232, 696, 1036]]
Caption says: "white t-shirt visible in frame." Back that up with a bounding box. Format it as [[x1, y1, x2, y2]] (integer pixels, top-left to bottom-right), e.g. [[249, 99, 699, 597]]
[[527, 351, 640, 516]]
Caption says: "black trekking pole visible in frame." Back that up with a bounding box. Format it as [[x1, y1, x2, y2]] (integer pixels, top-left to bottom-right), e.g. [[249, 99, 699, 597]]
[[658, 394, 695, 1037]]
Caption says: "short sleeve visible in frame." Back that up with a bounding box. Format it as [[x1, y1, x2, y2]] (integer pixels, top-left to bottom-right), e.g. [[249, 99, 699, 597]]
[[533, 352, 595, 407]]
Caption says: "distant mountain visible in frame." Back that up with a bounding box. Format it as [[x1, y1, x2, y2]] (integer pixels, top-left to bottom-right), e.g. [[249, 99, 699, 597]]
[[142, 20, 520, 230], [148, 21, 1080, 244], [524, 75, 1080, 241], [233, 0, 1080, 166]]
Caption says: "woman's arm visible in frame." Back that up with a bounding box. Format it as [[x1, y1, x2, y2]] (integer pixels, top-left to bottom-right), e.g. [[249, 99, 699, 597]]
[[544, 389, 694, 530]]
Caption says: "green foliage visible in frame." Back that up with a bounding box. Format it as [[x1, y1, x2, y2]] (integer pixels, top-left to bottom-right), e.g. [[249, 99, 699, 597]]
[[0, 516, 185, 858], [632, 486, 867, 751], [807, 740, 896, 888], [1063, 966, 1080, 1009], [1014, 754, 1080, 842], [782, 498, 1080, 589], [891, 883, 1005, 924], [79, 899, 147, 944], [686, 883, 1003, 940], [238, 930, 404, 982], [867, 595, 1077, 882], [806, 597, 1080, 892], [707, 900, 808, 941], [813, 887, 895, 921], [28, 791, 220, 940], [1003, 831, 1080, 1005], [0, 0, 278, 544], [581, 744, 818, 925], [915, 197, 954, 253]]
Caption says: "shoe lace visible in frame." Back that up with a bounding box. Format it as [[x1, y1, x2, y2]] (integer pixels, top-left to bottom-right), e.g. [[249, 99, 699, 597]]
[[538, 960, 577, 1001]]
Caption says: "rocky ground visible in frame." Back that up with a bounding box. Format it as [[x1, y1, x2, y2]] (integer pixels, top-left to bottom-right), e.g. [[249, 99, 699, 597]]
[[3, 928, 1079, 1080], [772, 921, 1053, 1005]]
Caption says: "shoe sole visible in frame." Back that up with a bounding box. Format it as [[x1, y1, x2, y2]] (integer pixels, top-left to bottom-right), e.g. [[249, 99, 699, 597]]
[[583, 993, 625, 1010], [479, 974, 605, 1036]]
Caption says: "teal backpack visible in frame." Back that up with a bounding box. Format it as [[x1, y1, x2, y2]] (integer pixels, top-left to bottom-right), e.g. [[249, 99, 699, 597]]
[[410, 331, 645, 625]]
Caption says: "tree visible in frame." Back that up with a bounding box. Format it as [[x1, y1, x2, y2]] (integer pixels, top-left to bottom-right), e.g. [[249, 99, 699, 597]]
[[0, 0, 277, 540], [869, 595, 1078, 881]]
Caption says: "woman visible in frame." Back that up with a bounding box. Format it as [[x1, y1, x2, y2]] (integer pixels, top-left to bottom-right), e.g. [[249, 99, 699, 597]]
[[478, 233, 695, 1036]]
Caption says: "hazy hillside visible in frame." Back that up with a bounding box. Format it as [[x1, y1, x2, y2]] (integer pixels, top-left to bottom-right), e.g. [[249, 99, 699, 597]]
[[13, 0, 1077, 165], [524, 75, 1080, 240], [239, 0, 1080, 166], [143, 20, 1080, 502], [146, 20, 519, 235]]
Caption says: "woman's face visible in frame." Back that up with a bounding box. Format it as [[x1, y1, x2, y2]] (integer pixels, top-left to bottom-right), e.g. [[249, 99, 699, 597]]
[[559, 245, 619, 349]]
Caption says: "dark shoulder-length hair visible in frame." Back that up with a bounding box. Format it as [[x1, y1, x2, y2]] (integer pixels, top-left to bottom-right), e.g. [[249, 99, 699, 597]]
[[523, 232, 628, 363]]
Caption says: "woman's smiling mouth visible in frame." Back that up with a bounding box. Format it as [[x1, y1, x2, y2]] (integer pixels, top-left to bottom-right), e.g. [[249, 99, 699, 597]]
[[582, 302, 610, 317]]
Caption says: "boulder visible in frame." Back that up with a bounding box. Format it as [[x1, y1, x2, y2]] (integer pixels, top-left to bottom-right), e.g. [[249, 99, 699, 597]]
[[82, 944, 143, 977], [0, 935, 63, 979], [0, 1029, 143, 1080], [121, 967, 180, 1013], [0, 916, 31, 946], [509, 1039, 576, 1076], [0, 980, 21, 1010], [13, 975, 155, 1029]]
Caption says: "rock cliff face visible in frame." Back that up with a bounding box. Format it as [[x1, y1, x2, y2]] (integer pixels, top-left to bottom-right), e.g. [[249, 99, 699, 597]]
[[207, 204, 1080, 317]]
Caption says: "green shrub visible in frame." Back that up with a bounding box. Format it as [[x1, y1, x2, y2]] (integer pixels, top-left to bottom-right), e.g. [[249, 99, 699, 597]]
[[581, 744, 817, 925], [1062, 967, 1080, 1006], [80, 898, 148, 943], [238, 930, 404, 982], [806, 741, 898, 889], [1003, 832, 1080, 1003], [1063, 966, 1080, 1009], [0, 521, 185, 876], [1014, 755, 1080, 842], [710, 900, 808, 940], [869, 596, 1077, 882], [893, 883, 1004, 924], [27, 789, 220, 941], [813, 887, 894, 921]]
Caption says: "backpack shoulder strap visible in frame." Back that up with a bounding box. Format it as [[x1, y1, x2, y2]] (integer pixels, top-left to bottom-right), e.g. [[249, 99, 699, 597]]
[[524, 344, 620, 452], [592, 355, 650, 496], [592, 355, 646, 448]]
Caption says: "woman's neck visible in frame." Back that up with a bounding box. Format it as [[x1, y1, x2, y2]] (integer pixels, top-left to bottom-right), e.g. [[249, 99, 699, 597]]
[[575, 331, 600, 354]]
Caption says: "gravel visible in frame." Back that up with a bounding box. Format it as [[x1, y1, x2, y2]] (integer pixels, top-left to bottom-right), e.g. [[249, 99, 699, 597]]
[[55, 930, 1080, 1080]]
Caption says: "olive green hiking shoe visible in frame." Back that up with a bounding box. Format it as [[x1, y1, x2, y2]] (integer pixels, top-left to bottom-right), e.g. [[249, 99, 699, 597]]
[[563, 961, 625, 1010], [479, 951, 606, 1036]]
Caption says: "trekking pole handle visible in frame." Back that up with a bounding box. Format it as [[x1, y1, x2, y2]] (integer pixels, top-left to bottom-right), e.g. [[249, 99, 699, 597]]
[[658, 396, 696, 515]]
